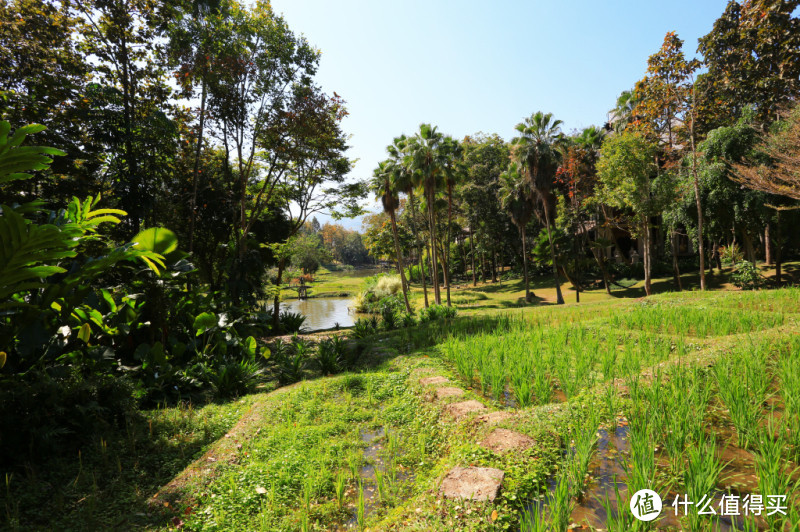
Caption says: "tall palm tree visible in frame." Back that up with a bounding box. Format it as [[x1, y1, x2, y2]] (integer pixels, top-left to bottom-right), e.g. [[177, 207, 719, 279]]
[[371, 160, 411, 313], [611, 90, 639, 133], [388, 135, 429, 307], [499, 162, 536, 302], [406, 124, 446, 305], [512, 111, 566, 304], [440, 136, 463, 307]]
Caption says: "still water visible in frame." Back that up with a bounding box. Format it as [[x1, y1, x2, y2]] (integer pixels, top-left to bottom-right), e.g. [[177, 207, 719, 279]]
[[280, 298, 354, 331]]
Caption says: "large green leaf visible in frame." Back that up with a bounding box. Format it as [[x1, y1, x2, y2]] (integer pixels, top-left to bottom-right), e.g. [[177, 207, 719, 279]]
[[193, 312, 218, 335], [132, 227, 179, 255], [0, 206, 76, 300], [0, 121, 65, 185]]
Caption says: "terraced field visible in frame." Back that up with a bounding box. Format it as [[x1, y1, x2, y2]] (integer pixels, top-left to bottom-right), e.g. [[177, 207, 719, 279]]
[[152, 288, 800, 531]]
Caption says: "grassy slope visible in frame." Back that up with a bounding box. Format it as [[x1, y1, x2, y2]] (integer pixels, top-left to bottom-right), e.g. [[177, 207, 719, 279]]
[[6, 265, 798, 531], [146, 283, 798, 531]]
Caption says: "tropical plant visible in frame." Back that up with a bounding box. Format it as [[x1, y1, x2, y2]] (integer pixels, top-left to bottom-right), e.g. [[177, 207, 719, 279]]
[[499, 161, 535, 302], [512, 111, 566, 304]]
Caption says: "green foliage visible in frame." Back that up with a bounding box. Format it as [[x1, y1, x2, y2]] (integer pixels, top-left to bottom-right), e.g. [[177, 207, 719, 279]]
[[731, 260, 766, 290], [418, 304, 457, 323]]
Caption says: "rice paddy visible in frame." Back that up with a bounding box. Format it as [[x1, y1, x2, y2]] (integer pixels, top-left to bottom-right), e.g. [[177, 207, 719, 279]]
[[102, 288, 800, 531]]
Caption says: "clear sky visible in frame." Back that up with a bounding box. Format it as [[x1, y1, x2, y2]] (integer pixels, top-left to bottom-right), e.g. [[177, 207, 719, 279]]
[[269, 0, 731, 230]]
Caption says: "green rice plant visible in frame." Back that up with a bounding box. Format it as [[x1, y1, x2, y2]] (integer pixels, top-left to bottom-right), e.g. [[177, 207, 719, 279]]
[[598, 477, 636, 532], [334, 470, 347, 509], [683, 433, 726, 531], [627, 421, 657, 495], [300, 512, 310, 532], [570, 406, 599, 499], [488, 357, 507, 402], [348, 450, 362, 481], [714, 350, 769, 448], [519, 501, 547, 532], [510, 355, 535, 408], [754, 416, 800, 531], [356, 480, 366, 531], [550, 467, 574, 532], [374, 467, 389, 503], [533, 368, 552, 405]]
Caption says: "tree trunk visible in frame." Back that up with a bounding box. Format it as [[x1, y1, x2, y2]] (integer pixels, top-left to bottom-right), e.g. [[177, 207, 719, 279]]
[[775, 214, 782, 285], [671, 230, 683, 291], [689, 89, 706, 290], [119, 31, 140, 234], [390, 210, 412, 313], [408, 191, 428, 307], [642, 217, 652, 296], [272, 258, 286, 332], [521, 226, 533, 301], [189, 80, 207, 254], [542, 198, 564, 304], [445, 186, 453, 306], [427, 189, 441, 305], [764, 224, 772, 265], [491, 251, 497, 283], [469, 228, 477, 287]]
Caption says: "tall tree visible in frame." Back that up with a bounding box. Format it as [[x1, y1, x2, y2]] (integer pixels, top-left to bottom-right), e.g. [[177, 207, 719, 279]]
[[372, 160, 412, 313], [499, 162, 535, 302], [597, 131, 670, 296], [512, 111, 566, 304], [388, 135, 429, 307], [698, 0, 800, 130], [406, 124, 446, 305], [634, 32, 705, 289]]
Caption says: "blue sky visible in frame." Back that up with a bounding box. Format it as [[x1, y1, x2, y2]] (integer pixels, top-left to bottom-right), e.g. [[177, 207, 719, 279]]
[[269, 0, 730, 230]]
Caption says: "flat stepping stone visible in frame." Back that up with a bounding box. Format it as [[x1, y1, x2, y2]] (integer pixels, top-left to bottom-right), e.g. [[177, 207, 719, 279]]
[[419, 376, 449, 386], [435, 387, 465, 399], [474, 411, 514, 425], [480, 428, 535, 454], [443, 400, 487, 420], [440, 466, 504, 501]]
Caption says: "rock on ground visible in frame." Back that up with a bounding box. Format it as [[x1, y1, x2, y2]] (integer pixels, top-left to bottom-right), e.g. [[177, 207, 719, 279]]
[[480, 428, 535, 454], [440, 466, 505, 501]]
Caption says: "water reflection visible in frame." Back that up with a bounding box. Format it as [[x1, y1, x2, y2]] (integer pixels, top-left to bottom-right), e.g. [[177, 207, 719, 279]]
[[280, 298, 354, 330]]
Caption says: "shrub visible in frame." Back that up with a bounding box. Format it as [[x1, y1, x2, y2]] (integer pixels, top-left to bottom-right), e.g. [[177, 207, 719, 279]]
[[351, 317, 377, 339], [419, 304, 457, 323], [279, 310, 307, 333], [720, 243, 744, 265], [381, 304, 399, 331], [316, 336, 348, 375], [732, 260, 766, 290]]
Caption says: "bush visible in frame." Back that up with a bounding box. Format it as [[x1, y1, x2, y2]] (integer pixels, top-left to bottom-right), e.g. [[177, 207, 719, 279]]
[[352, 274, 404, 313], [419, 304, 457, 323], [0, 372, 137, 466], [381, 303, 400, 331], [732, 261, 766, 290], [352, 317, 378, 339], [279, 310, 307, 334]]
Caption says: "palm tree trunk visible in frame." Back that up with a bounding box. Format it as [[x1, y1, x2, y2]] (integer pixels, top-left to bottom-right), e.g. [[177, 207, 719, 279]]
[[521, 225, 532, 301], [542, 199, 564, 304], [390, 210, 412, 313], [445, 185, 453, 306], [408, 191, 428, 308], [427, 188, 441, 304]]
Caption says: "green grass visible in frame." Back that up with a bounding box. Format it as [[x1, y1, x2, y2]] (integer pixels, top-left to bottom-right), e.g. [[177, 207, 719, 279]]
[[7, 282, 800, 531]]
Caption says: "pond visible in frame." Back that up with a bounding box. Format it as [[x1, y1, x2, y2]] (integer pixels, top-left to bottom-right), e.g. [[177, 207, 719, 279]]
[[280, 298, 355, 331]]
